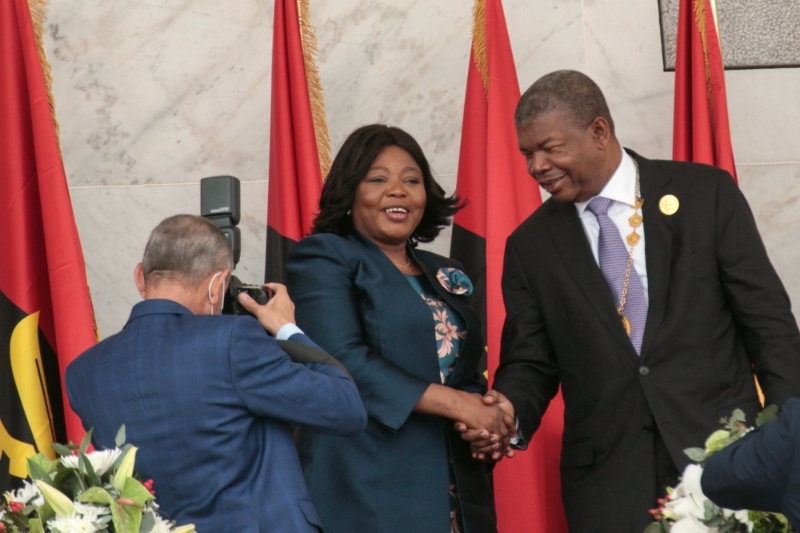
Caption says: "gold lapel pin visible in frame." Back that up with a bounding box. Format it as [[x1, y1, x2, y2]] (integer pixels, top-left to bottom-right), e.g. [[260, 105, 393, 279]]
[[659, 194, 680, 216]]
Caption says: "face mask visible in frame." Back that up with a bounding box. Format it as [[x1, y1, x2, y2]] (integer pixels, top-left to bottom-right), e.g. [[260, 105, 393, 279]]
[[207, 272, 226, 315]]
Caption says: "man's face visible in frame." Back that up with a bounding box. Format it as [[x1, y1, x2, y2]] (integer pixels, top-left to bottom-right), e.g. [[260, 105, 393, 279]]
[[517, 109, 609, 204]]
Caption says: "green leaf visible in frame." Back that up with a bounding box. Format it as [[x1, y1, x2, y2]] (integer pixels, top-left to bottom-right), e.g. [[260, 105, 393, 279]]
[[756, 404, 779, 427], [37, 503, 55, 525], [28, 453, 57, 475], [27, 518, 45, 533], [80, 487, 115, 506], [51, 443, 76, 457], [643, 523, 663, 533], [80, 451, 102, 487], [115, 425, 127, 448], [121, 477, 155, 506], [79, 428, 94, 455], [140, 511, 156, 533], [27, 457, 55, 487], [684, 447, 707, 462], [732, 409, 747, 423], [704, 429, 731, 454]]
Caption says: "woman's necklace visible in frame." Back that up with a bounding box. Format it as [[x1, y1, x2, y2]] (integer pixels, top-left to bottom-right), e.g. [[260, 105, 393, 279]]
[[394, 255, 411, 269], [618, 158, 643, 336]]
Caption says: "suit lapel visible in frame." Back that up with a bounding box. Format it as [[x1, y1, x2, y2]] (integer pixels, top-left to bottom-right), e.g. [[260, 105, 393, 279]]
[[545, 200, 639, 360], [631, 151, 673, 359]]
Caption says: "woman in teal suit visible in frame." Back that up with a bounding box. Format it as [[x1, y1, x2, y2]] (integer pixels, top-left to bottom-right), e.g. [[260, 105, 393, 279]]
[[287, 125, 509, 533]]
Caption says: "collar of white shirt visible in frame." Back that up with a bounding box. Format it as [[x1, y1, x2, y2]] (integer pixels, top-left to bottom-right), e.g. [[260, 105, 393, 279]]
[[574, 150, 637, 216]]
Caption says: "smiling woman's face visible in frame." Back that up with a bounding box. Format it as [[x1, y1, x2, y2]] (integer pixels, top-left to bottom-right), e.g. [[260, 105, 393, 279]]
[[351, 145, 427, 248]]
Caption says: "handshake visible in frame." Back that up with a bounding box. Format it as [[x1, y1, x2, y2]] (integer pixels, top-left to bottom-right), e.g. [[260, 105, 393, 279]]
[[454, 390, 517, 462]]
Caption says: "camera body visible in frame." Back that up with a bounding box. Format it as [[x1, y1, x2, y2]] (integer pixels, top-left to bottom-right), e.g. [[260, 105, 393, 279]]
[[222, 276, 274, 316], [201, 175, 271, 318]]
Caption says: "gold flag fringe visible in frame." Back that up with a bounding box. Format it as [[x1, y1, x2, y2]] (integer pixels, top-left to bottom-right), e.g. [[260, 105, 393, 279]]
[[27, 0, 61, 154], [693, 0, 715, 144], [296, 0, 332, 180], [472, 0, 489, 95]]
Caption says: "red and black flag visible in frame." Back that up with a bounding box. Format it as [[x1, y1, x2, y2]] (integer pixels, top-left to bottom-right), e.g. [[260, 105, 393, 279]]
[[673, 0, 737, 180], [450, 1, 568, 531], [1, 0, 97, 491], [265, 0, 331, 283]]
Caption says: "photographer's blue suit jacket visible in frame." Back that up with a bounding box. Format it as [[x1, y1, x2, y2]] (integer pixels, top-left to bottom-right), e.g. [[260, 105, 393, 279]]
[[65, 299, 367, 533], [702, 398, 800, 528]]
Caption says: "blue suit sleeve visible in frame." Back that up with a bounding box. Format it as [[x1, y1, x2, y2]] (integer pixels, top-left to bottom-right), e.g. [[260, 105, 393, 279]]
[[228, 318, 367, 435], [287, 236, 431, 431], [701, 398, 800, 514]]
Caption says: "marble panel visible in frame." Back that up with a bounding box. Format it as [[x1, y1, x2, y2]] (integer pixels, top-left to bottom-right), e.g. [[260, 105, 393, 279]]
[[659, 0, 800, 70], [46, 0, 273, 187], [583, 0, 676, 160], [738, 163, 800, 321], [70, 180, 267, 337], [725, 68, 800, 165], [505, 0, 586, 94]]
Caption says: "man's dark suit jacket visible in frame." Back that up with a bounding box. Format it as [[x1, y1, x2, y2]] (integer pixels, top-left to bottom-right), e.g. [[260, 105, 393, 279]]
[[66, 299, 367, 533], [702, 397, 800, 528], [493, 151, 800, 532], [287, 231, 496, 533]]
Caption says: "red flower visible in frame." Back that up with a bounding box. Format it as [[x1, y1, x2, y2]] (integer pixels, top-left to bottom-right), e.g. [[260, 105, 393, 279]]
[[9, 501, 24, 513]]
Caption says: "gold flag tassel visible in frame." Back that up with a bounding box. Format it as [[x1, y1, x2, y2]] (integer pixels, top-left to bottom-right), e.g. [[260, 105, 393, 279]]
[[693, 0, 715, 145], [472, 0, 489, 95], [27, 0, 61, 152], [296, 0, 332, 180]]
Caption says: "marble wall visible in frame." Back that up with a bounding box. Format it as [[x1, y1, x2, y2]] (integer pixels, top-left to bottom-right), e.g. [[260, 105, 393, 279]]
[[659, 0, 800, 69], [44, 0, 800, 336]]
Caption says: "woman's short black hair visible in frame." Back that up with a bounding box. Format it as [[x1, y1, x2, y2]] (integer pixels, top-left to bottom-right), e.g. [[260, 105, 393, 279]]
[[312, 124, 464, 246]]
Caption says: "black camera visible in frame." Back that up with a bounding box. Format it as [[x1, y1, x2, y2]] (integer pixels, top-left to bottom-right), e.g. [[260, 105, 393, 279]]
[[222, 276, 274, 315], [201, 175, 271, 317]]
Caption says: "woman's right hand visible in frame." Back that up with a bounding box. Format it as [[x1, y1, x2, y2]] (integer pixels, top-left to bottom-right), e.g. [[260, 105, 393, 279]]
[[455, 392, 515, 445]]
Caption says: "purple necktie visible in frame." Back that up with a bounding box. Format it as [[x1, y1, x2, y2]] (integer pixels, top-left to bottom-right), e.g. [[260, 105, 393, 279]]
[[586, 197, 648, 354]]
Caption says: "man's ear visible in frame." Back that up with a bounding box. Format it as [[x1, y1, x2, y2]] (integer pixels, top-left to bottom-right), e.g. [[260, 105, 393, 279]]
[[134, 263, 147, 298], [209, 268, 232, 306], [590, 116, 612, 149]]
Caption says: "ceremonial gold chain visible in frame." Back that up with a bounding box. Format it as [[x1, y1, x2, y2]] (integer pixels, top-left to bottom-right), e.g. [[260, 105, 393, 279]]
[[618, 158, 643, 336]]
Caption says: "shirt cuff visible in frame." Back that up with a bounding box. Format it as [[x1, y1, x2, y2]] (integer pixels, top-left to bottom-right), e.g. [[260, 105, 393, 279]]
[[276, 323, 304, 341], [509, 417, 528, 450]]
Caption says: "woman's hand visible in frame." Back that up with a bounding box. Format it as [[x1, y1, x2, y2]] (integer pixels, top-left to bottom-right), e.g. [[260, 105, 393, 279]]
[[455, 391, 517, 462]]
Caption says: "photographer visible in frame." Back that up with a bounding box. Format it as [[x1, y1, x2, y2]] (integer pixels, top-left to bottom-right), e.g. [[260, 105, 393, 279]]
[[65, 214, 367, 533]]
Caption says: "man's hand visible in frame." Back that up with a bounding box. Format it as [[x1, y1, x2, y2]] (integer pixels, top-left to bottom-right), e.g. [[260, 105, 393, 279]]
[[237, 283, 296, 336], [455, 390, 517, 462]]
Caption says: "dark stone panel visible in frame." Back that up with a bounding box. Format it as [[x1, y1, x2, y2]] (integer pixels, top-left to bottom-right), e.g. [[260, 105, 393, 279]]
[[658, 0, 800, 70]]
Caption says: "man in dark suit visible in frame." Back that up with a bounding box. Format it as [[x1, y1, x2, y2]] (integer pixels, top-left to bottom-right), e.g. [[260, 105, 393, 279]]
[[66, 215, 367, 533], [702, 397, 800, 528], [461, 70, 800, 532]]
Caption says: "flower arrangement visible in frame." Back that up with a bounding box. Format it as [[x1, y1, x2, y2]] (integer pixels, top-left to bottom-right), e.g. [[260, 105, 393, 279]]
[[645, 405, 792, 533], [0, 427, 194, 533]]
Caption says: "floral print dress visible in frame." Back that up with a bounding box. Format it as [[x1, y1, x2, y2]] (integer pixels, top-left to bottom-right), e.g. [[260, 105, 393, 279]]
[[405, 274, 467, 533]]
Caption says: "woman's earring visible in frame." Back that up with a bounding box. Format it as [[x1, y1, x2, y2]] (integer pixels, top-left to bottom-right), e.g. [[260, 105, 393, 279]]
[[347, 210, 352, 215]]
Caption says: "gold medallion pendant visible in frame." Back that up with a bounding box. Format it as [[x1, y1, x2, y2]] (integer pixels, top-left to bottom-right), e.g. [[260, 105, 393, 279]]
[[620, 314, 632, 336]]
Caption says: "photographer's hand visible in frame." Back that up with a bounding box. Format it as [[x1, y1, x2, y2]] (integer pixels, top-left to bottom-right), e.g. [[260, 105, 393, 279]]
[[238, 283, 296, 335]]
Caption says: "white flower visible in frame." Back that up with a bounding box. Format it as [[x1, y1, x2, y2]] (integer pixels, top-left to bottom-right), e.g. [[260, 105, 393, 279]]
[[73, 502, 109, 521], [61, 448, 122, 476], [722, 508, 754, 531], [664, 464, 711, 520], [151, 514, 174, 533], [10, 480, 45, 507], [669, 516, 712, 533], [48, 514, 99, 533]]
